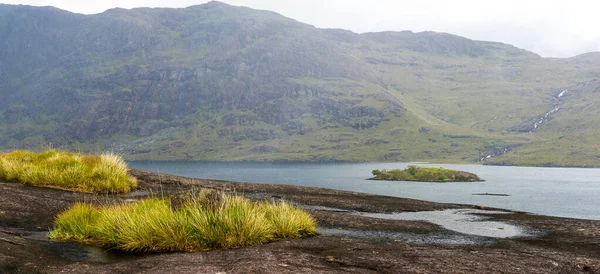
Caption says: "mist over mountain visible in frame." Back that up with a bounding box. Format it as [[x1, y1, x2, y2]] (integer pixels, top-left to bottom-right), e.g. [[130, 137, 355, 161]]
[[1, 2, 599, 166]]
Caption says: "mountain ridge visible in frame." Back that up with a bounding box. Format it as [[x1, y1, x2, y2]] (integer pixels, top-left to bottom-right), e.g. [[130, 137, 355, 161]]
[[1, 2, 599, 167]]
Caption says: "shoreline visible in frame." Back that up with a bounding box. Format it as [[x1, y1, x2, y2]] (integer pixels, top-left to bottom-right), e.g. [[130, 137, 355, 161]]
[[1, 168, 599, 273], [125, 159, 600, 169], [126, 163, 600, 221]]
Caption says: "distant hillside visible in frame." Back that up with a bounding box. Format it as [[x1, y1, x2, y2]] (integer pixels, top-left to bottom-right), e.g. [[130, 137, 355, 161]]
[[1, 2, 599, 167]]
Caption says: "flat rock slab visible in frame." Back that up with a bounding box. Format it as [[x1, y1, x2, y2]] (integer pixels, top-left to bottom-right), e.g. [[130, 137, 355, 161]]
[[0, 168, 599, 273]]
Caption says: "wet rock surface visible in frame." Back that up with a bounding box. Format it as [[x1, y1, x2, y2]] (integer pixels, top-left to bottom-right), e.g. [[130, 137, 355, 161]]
[[1, 168, 599, 273], [355, 209, 535, 238]]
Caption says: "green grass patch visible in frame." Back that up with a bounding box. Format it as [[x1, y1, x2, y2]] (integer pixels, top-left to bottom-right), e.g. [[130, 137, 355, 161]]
[[49, 191, 317, 252], [371, 165, 482, 182], [0, 150, 137, 193]]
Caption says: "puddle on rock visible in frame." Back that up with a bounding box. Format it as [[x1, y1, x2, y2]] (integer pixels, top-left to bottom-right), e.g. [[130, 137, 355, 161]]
[[355, 209, 531, 238], [318, 227, 494, 246], [125, 190, 151, 197], [243, 192, 285, 201], [301, 205, 354, 213], [26, 232, 140, 263]]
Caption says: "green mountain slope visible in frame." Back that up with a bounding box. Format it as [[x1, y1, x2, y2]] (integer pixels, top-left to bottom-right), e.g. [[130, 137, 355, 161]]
[[0, 2, 598, 166]]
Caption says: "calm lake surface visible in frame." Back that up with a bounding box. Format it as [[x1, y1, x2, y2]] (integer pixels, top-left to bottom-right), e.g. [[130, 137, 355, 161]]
[[128, 161, 600, 220]]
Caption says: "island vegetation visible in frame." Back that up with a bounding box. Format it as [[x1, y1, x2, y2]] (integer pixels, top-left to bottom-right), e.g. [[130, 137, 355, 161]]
[[49, 191, 317, 252], [371, 165, 481, 182], [0, 149, 137, 193]]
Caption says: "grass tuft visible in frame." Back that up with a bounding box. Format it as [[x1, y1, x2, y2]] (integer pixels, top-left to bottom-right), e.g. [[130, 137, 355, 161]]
[[49, 191, 317, 252], [0, 150, 137, 193]]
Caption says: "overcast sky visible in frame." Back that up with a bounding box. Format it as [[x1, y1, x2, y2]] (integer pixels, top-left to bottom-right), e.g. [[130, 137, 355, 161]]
[[2, 0, 599, 58]]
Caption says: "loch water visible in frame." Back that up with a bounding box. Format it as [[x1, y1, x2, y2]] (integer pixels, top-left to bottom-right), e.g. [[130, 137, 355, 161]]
[[128, 161, 600, 220]]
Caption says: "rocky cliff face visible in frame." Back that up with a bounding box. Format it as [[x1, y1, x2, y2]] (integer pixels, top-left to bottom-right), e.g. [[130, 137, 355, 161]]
[[1, 2, 378, 139], [1, 2, 599, 166]]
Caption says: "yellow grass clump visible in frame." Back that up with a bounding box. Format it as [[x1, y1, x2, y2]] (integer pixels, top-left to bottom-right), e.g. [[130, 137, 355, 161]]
[[49, 191, 318, 252], [0, 150, 137, 193]]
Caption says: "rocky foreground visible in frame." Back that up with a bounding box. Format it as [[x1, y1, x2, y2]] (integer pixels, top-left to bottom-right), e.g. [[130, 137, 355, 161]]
[[1, 169, 599, 273]]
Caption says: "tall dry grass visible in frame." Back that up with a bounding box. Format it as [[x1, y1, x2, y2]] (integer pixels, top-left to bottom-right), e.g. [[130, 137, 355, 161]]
[[49, 191, 317, 252], [0, 150, 137, 193]]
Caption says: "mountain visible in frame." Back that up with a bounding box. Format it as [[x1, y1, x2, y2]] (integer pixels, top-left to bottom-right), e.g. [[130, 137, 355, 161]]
[[1, 2, 599, 167]]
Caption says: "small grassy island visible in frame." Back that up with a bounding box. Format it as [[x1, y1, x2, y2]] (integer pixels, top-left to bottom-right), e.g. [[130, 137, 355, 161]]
[[50, 191, 317, 252], [0, 149, 137, 193], [371, 165, 482, 182]]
